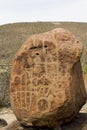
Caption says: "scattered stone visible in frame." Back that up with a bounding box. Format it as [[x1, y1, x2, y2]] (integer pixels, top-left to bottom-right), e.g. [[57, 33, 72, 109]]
[[0, 118, 7, 128], [10, 28, 87, 127], [0, 120, 61, 130]]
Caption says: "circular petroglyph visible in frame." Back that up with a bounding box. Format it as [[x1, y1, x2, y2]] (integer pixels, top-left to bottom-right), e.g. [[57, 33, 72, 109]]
[[37, 97, 50, 112]]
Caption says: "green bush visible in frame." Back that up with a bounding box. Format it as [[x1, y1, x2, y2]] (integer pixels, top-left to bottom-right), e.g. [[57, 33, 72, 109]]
[[82, 64, 87, 74], [0, 66, 11, 106]]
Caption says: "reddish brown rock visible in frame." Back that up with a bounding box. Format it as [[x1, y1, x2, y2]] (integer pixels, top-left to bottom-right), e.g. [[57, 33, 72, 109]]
[[10, 28, 87, 127]]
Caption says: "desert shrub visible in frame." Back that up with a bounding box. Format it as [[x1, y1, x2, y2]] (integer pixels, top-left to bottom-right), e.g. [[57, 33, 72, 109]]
[[82, 64, 87, 74], [0, 65, 11, 107]]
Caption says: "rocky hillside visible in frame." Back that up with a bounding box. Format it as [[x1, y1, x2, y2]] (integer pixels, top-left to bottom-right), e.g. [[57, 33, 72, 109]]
[[0, 22, 87, 65]]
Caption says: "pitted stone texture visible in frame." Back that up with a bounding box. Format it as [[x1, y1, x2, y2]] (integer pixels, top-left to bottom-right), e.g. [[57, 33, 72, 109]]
[[10, 28, 87, 127]]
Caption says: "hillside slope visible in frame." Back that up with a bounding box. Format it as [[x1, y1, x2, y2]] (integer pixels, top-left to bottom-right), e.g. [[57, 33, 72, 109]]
[[0, 22, 87, 65]]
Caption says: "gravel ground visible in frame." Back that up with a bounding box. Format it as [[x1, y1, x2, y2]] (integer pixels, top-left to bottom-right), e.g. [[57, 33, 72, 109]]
[[0, 108, 16, 125]]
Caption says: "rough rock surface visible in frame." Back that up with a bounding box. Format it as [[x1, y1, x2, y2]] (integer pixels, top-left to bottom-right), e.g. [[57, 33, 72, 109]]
[[10, 28, 87, 127]]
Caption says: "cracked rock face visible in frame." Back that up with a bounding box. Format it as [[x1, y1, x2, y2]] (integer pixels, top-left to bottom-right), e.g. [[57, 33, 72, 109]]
[[10, 28, 87, 127]]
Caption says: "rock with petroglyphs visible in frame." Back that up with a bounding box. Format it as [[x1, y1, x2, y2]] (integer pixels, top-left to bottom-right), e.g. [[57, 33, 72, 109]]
[[10, 28, 87, 127]]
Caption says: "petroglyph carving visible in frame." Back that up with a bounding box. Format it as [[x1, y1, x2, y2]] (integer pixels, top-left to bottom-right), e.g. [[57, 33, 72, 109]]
[[10, 28, 86, 127]]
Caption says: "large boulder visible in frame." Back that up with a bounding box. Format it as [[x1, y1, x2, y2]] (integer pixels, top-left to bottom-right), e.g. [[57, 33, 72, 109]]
[[10, 28, 87, 127]]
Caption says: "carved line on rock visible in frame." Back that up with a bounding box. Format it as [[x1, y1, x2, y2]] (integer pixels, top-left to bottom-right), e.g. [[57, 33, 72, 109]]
[[12, 39, 63, 113]]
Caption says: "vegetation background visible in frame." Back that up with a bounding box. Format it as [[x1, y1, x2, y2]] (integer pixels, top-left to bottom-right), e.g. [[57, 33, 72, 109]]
[[0, 22, 87, 65]]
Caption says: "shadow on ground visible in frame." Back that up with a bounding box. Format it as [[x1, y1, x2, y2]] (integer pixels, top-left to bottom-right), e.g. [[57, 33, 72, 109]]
[[62, 113, 87, 130], [1, 113, 87, 130]]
